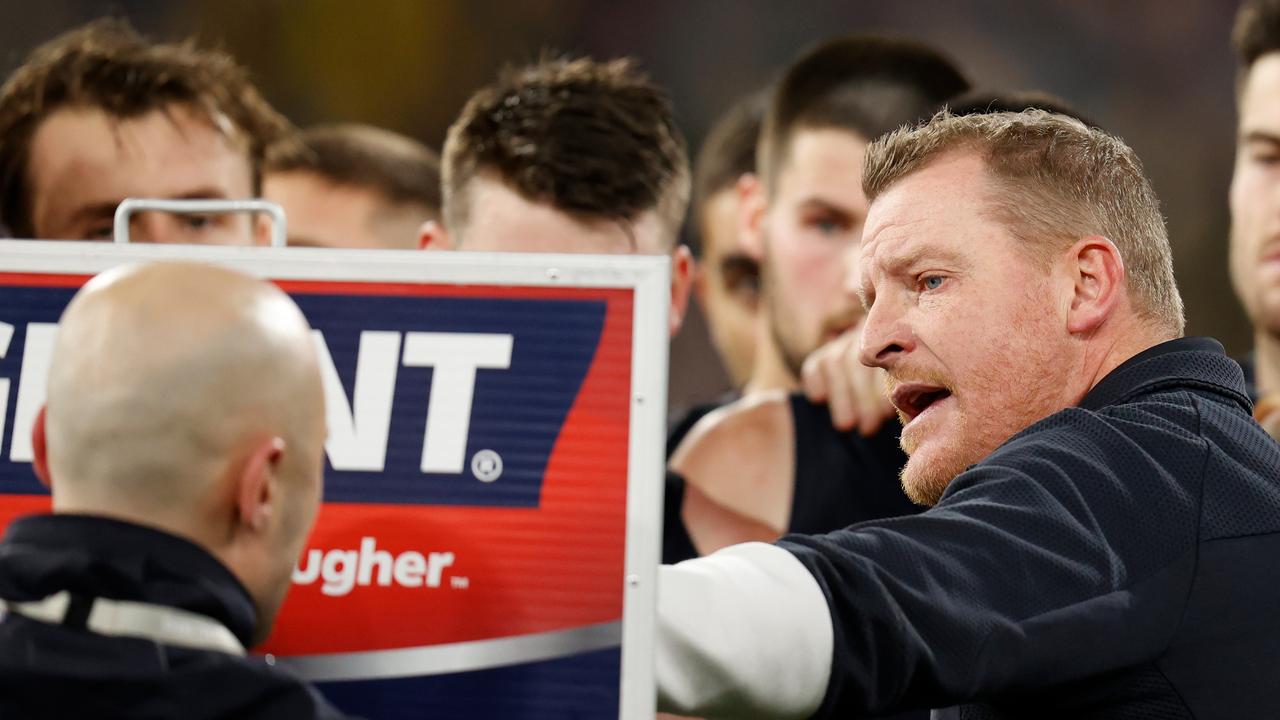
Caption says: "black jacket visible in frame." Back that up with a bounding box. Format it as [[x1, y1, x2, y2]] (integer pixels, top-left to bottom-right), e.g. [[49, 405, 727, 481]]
[[781, 337, 1280, 719], [1238, 352, 1260, 402], [0, 514, 348, 719]]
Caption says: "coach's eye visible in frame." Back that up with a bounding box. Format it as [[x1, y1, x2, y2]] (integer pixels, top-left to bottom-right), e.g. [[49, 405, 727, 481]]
[[921, 275, 945, 291]]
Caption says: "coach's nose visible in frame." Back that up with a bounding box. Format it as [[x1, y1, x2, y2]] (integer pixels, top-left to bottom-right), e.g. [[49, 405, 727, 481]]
[[858, 292, 915, 370]]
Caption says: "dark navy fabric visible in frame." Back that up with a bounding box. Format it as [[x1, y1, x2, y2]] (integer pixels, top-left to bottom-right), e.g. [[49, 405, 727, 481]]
[[0, 515, 349, 719], [1237, 352, 1259, 402], [780, 337, 1280, 719]]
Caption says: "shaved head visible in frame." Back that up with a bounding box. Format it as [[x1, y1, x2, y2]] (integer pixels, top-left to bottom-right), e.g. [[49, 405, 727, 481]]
[[41, 262, 326, 641]]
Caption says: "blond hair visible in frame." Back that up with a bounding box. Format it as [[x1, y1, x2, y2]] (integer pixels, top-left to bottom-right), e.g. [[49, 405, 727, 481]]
[[863, 109, 1184, 334]]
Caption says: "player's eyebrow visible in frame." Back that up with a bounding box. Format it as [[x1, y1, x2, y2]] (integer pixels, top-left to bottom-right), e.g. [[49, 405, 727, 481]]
[[1240, 129, 1280, 147]]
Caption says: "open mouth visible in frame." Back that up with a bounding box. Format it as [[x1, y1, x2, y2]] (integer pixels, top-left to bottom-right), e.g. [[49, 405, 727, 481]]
[[890, 383, 952, 422]]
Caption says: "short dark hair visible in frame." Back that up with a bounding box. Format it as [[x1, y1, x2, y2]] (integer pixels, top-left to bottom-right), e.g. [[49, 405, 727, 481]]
[[0, 18, 292, 238], [442, 54, 690, 245], [948, 89, 1099, 129], [1234, 0, 1280, 74], [758, 35, 970, 191], [266, 123, 441, 216], [691, 89, 767, 242]]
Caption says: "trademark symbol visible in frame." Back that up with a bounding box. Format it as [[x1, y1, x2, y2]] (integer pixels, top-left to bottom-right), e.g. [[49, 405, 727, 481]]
[[451, 576, 471, 589], [471, 449, 503, 482]]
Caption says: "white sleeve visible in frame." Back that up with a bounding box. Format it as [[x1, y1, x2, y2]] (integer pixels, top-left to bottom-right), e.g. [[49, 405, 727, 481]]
[[655, 542, 834, 719]]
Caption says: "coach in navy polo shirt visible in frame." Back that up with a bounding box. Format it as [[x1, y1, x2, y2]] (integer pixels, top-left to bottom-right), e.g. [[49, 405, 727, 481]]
[[656, 110, 1280, 719]]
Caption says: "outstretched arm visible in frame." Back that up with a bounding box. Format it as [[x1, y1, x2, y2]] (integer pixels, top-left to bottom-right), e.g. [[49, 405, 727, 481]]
[[657, 542, 833, 718]]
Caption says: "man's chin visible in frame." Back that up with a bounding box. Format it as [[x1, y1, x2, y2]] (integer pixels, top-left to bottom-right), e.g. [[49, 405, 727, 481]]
[[1257, 287, 1280, 335], [899, 443, 973, 506], [1262, 311, 1280, 339]]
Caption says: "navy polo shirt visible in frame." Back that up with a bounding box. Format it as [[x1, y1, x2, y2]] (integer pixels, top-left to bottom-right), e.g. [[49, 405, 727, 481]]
[[781, 337, 1280, 719]]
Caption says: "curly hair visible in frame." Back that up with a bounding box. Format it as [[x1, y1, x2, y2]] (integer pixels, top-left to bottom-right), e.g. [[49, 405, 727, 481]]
[[442, 54, 689, 246], [0, 18, 293, 237]]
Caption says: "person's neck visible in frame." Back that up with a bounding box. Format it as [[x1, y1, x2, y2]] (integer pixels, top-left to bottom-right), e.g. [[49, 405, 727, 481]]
[[53, 492, 226, 556], [1078, 321, 1177, 400], [743, 310, 798, 396], [1255, 328, 1280, 396]]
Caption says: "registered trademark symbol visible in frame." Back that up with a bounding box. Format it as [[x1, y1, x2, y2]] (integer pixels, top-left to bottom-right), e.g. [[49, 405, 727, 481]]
[[471, 449, 503, 482]]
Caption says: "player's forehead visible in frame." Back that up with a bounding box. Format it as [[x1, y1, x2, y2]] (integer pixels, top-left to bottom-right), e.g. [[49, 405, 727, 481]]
[[772, 128, 868, 205], [459, 176, 632, 254], [1240, 54, 1280, 128], [30, 105, 251, 201], [461, 173, 676, 255]]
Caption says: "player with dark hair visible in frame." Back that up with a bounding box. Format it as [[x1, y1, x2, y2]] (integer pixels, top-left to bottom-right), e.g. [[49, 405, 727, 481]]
[[748, 36, 968, 383], [0, 18, 292, 244], [664, 89, 770, 459], [265, 123, 441, 249], [667, 36, 968, 561], [1230, 0, 1280, 436], [688, 89, 767, 395], [422, 54, 693, 337]]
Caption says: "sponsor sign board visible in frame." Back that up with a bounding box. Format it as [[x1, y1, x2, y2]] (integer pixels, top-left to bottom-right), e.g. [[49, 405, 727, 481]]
[[0, 240, 669, 719]]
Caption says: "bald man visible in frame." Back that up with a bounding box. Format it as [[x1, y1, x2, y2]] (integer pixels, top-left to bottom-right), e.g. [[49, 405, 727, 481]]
[[0, 263, 347, 719]]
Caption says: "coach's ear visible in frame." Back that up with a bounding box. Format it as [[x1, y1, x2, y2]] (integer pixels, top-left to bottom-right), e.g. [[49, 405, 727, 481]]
[[419, 220, 454, 251], [670, 245, 695, 338], [31, 406, 50, 490], [1065, 235, 1125, 335], [737, 173, 766, 261]]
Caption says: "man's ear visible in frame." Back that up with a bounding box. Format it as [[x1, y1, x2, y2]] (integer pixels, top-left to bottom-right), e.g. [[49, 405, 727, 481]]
[[253, 214, 273, 247], [419, 220, 454, 251], [669, 245, 695, 338], [236, 437, 285, 533], [736, 173, 767, 261], [1065, 235, 1125, 335], [31, 406, 50, 490]]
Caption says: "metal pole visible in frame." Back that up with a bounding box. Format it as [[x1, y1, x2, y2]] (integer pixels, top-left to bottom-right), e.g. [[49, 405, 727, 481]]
[[112, 198, 287, 248]]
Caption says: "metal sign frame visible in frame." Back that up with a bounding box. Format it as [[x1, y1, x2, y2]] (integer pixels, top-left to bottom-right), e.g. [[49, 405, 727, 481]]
[[113, 198, 289, 247], [0, 239, 670, 719]]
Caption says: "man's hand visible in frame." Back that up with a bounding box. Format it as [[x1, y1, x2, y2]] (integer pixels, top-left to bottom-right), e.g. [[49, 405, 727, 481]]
[[800, 324, 895, 435], [1257, 394, 1280, 441]]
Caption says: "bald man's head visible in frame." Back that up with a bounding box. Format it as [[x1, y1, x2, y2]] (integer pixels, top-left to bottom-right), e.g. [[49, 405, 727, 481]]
[[39, 262, 326, 643]]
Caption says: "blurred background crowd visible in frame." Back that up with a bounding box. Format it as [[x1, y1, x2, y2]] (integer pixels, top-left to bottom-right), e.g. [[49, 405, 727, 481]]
[[0, 0, 1246, 412]]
